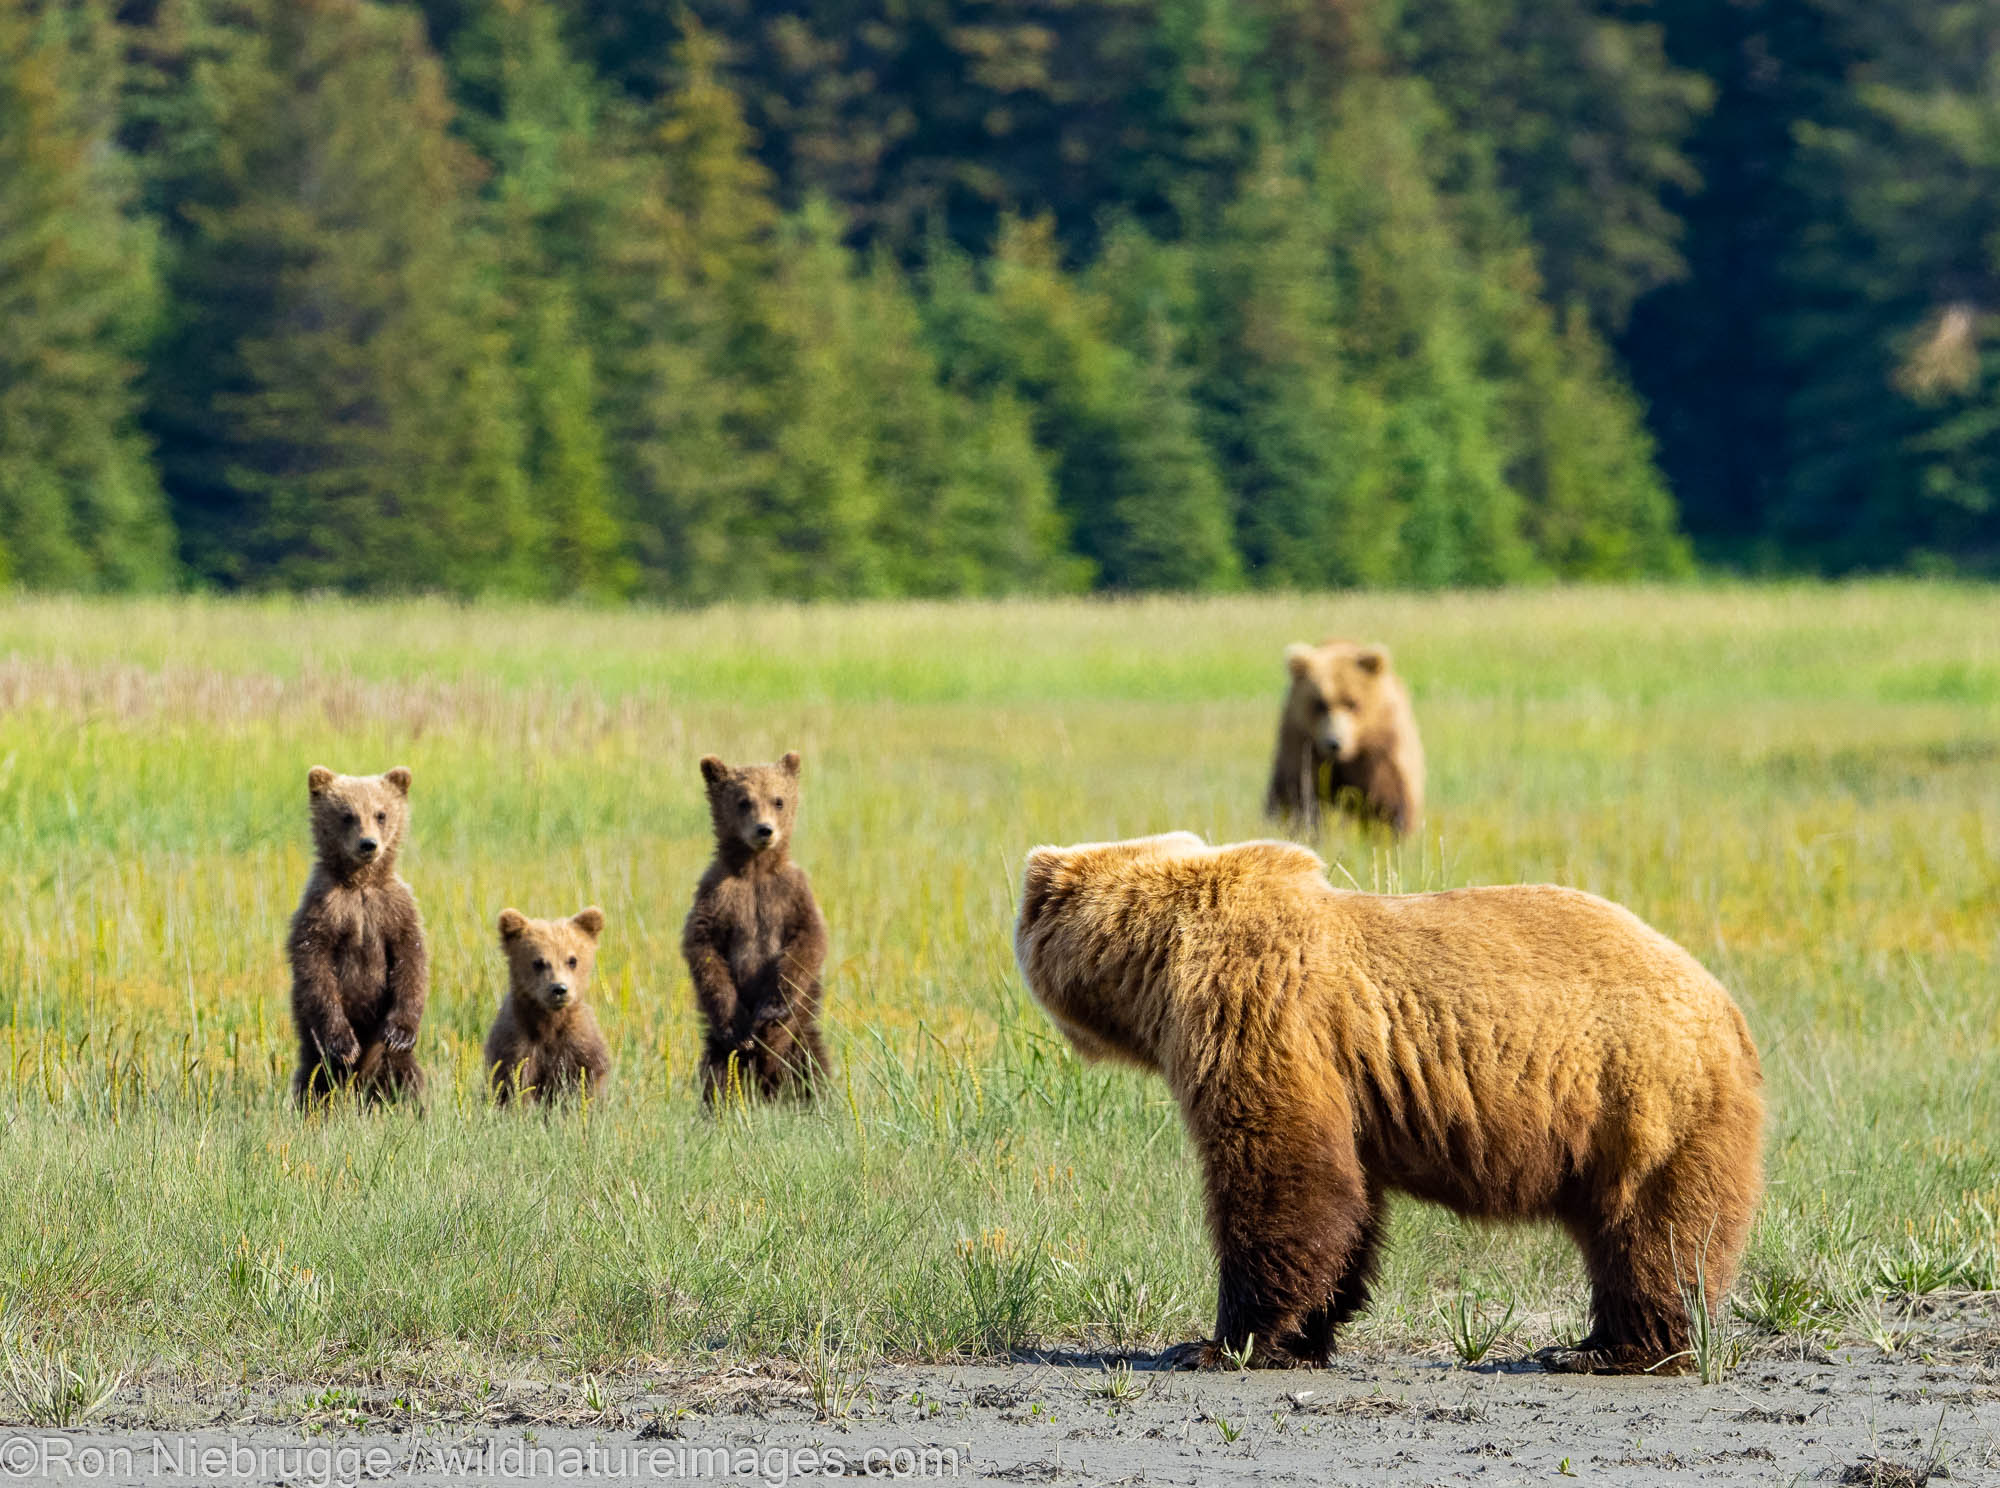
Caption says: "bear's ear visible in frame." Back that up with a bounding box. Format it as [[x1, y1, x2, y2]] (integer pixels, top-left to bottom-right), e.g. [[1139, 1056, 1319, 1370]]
[[308, 766, 335, 796], [1354, 646, 1389, 676], [383, 766, 412, 795], [498, 908, 527, 943], [1283, 643, 1315, 680], [781, 750, 801, 775], [571, 906, 605, 938], [699, 755, 727, 786]]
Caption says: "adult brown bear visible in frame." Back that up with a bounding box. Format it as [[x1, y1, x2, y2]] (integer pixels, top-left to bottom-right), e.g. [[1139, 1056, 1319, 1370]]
[[1014, 833, 1764, 1374]]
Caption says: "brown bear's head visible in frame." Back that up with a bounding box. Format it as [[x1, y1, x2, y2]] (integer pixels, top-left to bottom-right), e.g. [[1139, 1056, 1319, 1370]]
[[1014, 832, 1208, 1071], [307, 765, 411, 878], [498, 906, 604, 1015], [1017, 834, 1330, 1077], [699, 752, 801, 860], [1283, 640, 1394, 761]]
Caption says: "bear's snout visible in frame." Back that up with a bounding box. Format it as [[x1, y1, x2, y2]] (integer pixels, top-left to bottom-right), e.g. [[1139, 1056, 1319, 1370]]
[[356, 836, 380, 856], [752, 821, 777, 844]]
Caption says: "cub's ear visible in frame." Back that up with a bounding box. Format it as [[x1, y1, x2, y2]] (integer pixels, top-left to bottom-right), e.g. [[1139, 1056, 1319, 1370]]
[[781, 750, 801, 775], [699, 755, 727, 786], [571, 906, 605, 938], [1354, 646, 1389, 676], [383, 766, 412, 794], [498, 908, 527, 943], [1283, 643, 1315, 680], [307, 766, 335, 796]]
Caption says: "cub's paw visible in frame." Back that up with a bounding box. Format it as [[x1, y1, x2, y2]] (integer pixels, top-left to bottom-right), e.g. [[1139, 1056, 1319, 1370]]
[[383, 1021, 418, 1054], [322, 1031, 362, 1066]]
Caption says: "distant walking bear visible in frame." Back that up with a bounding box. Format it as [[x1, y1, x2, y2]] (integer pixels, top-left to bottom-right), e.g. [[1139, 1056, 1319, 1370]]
[[485, 907, 611, 1105], [289, 766, 427, 1105], [683, 752, 830, 1103], [1266, 639, 1424, 834], [1014, 833, 1765, 1374]]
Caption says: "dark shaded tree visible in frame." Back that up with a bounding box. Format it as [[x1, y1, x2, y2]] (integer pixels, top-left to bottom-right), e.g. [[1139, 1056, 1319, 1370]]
[[141, 0, 538, 594], [0, 0, 175, 589]]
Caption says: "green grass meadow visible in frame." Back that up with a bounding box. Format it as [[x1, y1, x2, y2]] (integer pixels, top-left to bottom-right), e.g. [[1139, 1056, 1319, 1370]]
[[0, 585, 1995, 1405]]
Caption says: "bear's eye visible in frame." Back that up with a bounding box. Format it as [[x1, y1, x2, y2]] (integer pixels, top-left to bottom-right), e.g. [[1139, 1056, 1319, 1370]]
[[374, 811, 386, 824], [566, 956, 578, 969], [773, 797, 784, 810], [344, 810, 360, 826], [1309, 699, 1328, 716], [738, 799, 753, 813], [532, 958, 548, 972]]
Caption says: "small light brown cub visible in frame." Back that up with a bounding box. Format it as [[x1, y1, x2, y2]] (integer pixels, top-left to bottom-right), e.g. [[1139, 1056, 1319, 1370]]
[[485, 907, 611, 1105]]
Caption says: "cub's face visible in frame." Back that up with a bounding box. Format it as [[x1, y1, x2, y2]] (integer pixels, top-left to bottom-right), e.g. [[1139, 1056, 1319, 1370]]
[[498, 907, 604, 1012], [307, 766, 411, 873], [700, 752, 801, 856], [1284, 641, 1391, 761]]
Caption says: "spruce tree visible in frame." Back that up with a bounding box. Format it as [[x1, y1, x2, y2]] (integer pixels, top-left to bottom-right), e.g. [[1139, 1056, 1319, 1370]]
[[759, 205, 1083, 597], [0, 0, 175, 589], [448, 0, 630, 596], [619, 14, 783, 600], [1189, 148, 1389, 588], [1444, 135, 1692, 578], [927, 217, 1239, 591], [1315, 82, 1533, 587]]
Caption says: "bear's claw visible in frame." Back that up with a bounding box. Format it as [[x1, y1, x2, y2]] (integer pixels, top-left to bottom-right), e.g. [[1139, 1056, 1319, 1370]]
[[1533, 1344, 1686, 1376], [1156, 1340, 1222, 1371]]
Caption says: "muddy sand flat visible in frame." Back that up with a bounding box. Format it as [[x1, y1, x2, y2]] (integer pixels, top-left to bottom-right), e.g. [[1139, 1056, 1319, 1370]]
[[16, 1347, 2000, 1486]]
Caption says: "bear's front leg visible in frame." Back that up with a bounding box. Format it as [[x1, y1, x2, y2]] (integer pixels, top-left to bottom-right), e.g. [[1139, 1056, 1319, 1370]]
[[382, 908, 429, 1054], [1173, 1102, 1377, 1368], [1264, 718, 1319, 824], [682, 913, 741, 1048], [290, 935, 361, 1106]]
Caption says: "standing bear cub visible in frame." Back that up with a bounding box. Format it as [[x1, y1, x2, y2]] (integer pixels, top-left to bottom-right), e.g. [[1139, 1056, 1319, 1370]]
[[485, 907, 611, 1105], [1266, 639, 1424, 834], [682, 751, 830, 1103], [1015, 834, 1764, 1375], [289, 766, 428, 1105]]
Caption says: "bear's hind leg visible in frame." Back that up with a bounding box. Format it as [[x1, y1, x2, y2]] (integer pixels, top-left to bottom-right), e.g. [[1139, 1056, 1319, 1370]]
[[356, 1043, 426, 1107], [781, 1015, 830, 1098], [701, 1044, 751, 1106], [1547, 1122, 1761, 1376], [294, 1057, 338, 1109]]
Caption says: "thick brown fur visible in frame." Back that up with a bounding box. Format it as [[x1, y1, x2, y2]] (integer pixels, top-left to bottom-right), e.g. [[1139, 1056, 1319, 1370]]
[[1266, 639, 1424, 834], [485, 907, 611, 1106], [683, 752, 830, 1103], [289, 766, 427, 1106], [1015, 834, 1764, 1375]]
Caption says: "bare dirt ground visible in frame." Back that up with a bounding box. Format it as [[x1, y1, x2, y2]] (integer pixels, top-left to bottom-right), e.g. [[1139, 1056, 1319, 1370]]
[[19, 1339, 2000, 1487]]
